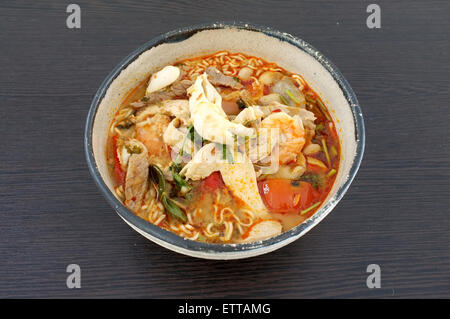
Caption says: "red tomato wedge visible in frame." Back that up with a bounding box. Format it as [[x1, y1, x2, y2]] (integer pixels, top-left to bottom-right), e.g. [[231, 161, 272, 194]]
[[202, 171, 224, 192], [258, 179, 317, 213], [112, 135, 126, 185]]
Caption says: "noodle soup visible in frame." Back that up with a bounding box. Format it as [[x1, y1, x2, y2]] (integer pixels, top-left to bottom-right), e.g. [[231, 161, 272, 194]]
[[106, 51, 340, 244]]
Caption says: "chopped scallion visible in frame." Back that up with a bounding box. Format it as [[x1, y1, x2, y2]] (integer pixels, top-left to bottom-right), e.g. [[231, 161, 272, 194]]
[[327, 169, 336, 178], [321, 138, 331, 167], [330, 145, 338, 157], [317, 99, 331, 121], [301, 201, 322, 215], [279, 94, 289, 105], [285, 89, 300, 104]]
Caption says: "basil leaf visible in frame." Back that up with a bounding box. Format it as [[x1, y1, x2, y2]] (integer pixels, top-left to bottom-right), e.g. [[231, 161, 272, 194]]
[[162, 195, 187, 222]]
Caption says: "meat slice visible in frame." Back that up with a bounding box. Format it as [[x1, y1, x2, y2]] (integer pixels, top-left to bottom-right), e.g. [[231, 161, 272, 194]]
[[131, 77, 193, 107], [205, 67, 243, 89], [145, 79, 193, 105], [171, 79, 193, 96], [124, 151, 149, 212]]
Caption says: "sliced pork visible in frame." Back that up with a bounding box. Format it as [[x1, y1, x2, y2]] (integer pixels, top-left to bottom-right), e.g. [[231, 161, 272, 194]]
[[124, 150, 149, 212], [205, 67, 243, 89]]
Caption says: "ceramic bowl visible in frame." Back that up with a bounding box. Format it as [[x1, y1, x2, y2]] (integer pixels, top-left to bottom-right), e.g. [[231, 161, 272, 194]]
[[85, 22, 365, 260]]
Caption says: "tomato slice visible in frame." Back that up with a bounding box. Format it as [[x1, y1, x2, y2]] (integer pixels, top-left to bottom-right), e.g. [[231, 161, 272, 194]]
[[202, 171, 224, 192], [258, 179, 316, 213], [112, 135, 126, 185]]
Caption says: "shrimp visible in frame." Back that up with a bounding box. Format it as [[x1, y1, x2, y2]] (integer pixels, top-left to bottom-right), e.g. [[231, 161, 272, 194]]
[[259, 112, 305, 165], [136, 113, 172, 168]]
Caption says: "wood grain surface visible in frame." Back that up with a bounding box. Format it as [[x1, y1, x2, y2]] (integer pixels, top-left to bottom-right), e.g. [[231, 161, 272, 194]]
[[1, 0, 449, 298]]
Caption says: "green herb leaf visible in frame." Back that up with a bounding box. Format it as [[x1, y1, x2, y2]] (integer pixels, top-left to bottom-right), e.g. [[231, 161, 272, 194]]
[[149, 165, 166, 199], [300, 174, 320, 189], [125, 144, 143, 154], [236, 98, 246, 110], [150, 165, 187, 222], [162, 194, 187, 222]]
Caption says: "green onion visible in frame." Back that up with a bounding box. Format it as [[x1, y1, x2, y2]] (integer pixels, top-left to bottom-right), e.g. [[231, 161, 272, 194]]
[[330, 145, 338, 157], [321, 138, 331, 167], [301, 201, 322, 215], [317, 99, 331, 121], [187, 125, 196, 143], [279, 94, 289, 105], [172, 170, 191, 191], [327, 169, 336, 178], [170, 163, 191, 195], [285, 89, 300, 104]]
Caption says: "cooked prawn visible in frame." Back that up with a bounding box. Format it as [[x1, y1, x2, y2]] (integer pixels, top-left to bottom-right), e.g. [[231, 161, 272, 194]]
[[259, 112, 305, 165], [136, 113, 172, 167]]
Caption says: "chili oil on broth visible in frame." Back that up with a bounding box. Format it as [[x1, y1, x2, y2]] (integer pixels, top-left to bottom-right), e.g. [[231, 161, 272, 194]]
[[106, 51, 340, 244]]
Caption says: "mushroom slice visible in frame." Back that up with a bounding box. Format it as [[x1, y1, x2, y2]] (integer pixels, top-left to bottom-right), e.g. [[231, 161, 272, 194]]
[[146, 66, 180, 95]]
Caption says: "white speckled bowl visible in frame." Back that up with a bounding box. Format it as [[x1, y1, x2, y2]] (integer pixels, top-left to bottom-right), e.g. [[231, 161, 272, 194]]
[[85, 22, 365, 260]]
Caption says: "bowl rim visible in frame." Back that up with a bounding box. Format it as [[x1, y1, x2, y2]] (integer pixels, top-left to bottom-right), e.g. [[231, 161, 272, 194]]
[[84, 21, 365, 255]]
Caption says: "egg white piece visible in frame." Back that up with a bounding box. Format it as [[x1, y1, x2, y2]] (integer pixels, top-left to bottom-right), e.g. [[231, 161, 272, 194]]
[[187, 74, 254, 145]]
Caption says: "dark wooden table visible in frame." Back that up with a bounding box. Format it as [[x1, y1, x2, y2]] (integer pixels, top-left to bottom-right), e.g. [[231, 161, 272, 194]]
[[1, 0, 449, 298]]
